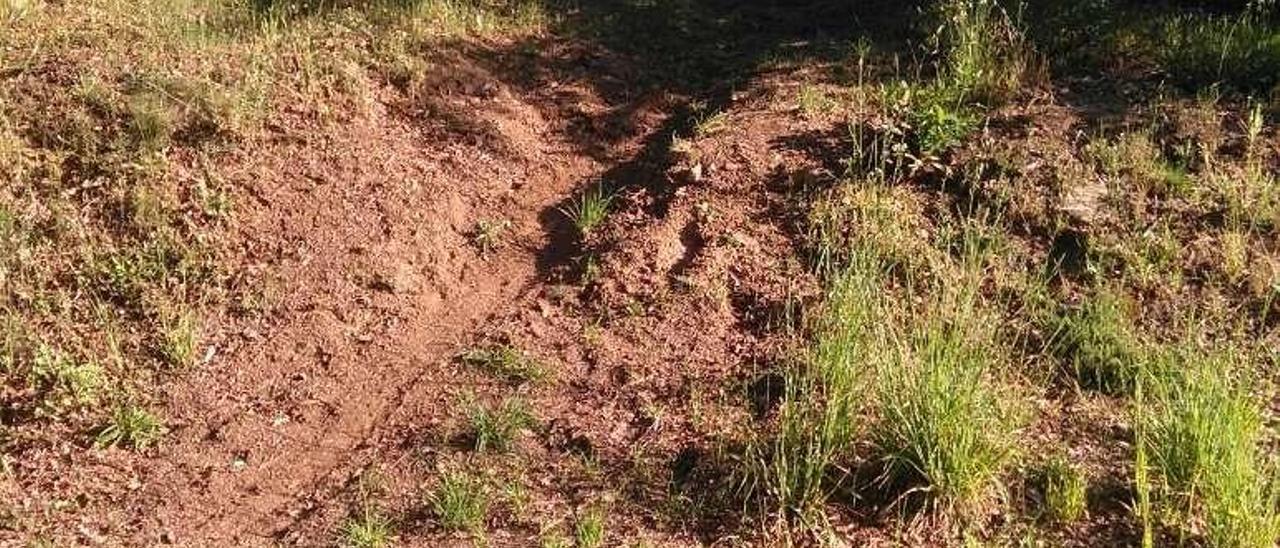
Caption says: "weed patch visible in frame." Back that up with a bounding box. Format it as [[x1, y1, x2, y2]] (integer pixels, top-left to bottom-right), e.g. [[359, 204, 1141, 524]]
[[459, 344, 546, 384], [1139, 344, 1280, 547], [466, 396, 535, 453], [1050, 288, 1143, 394], [94, 404, 164, 450], [1039, 456, 1087, 523], [430, 470, 489, 533], [561, 185, 613, 240]]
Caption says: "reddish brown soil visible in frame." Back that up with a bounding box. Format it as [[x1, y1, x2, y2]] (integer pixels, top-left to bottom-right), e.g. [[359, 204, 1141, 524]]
[[4, 31, 859, 543], [6, 41, 597, 544], [143, 64, 609, 546], [9, 18, 1273, 547]]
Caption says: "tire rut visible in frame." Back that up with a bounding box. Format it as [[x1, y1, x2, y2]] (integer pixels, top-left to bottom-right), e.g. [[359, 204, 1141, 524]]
[[128, 82, 604, 545]]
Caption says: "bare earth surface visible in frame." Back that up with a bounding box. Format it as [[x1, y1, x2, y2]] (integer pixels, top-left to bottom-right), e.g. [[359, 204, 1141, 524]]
[[7, 4, 1277, 546], [140, 64, 606, 544]]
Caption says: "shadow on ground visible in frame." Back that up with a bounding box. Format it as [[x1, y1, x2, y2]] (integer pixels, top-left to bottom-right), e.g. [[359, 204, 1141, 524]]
[[471, 0, 930, 279]]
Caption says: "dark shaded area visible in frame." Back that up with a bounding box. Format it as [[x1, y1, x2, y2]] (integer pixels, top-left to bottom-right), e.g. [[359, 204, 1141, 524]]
[[1023, 0, 1280, 93], [745, 370, 785, 418], [1049, 229, 1091, 281], [472, 0, 931, 279]]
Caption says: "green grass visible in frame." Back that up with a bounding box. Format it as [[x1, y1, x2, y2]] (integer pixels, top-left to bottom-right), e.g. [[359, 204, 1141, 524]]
[[430, 470, 489, 533], [1156, 11, 1280, 93], [873, 290, 1018, 519], [933, 0, 1034, 104], [1050, 288, 1143, 394], [501, 479, 530, 518], [158, 309, 199, 368], [459, 344, 546, 384], [369, 0, 545, 35], [340, 507, 393, 548], [471, 218, 510, 255], [94, 403, 164, 450], [691, 108, 729, 137], [742, 50, 1030, 528], [29, 344, 105, 413], [1086, 130, 1198, 199], [466, 396, 535, 453], [750, 180, 1021, 530], [1140, 344, 1280, 547], [1099, 222, 1184, 291], [6, 0, 1279, 544], [573, 507, 606, 548], [806, 176, 916, 272], [1025, 2, 1279, 94], [340, 470, 393, 548], [909, 86, 981, 156], [1135, 379, 1155, 548], [561, 185, 613, 239], [1209, 143, 1280, 234], [1219, 230, 1250, 282], [796, 84, 837, 118], [864, 219, 1021, 521], [1040, 456, 1087, 523], [864, 0, 1033, 166], [737, 245, 881, 528]]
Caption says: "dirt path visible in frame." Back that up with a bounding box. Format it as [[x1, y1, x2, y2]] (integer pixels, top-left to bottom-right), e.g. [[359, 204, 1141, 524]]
[[124, 72, 608, 545], [44, 9, 866, 544]]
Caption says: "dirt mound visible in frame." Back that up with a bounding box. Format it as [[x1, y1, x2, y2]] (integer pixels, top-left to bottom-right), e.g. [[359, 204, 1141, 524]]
[[4, 46, 604, 544]]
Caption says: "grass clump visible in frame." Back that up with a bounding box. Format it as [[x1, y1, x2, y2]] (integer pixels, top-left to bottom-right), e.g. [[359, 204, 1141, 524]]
[[1040, 456, 1087, 523], [1139, 344, 1280, 547], [933, 0, 1035, 105], [561, 185, 613, 239], [158, 309, 199, 368], [1156, 11, 1280, 93], [94, 403, 164, 450], [573, 507, 606, 548], [400, 0, 545, 35], [341, 471, 394, 548], [29, 344, 105, 412], [430, 470, 489, 533], [692, 108, 729, 137], [1085, 131, 1194, 198], [466, 396, 535, 453], [873, 292, 1018, 518], [471, 218, 510, 254], [807, 175, 918, 272], [540, 532, 572, 548], [740, 252, 880, 525], [340, 508, 393, 548], [1051, 289, 1143, 394], [126, 93, 176, 152], [459, 344, 546, 384], [796, 84, 836, 118], [869, 222, 1020, 519]]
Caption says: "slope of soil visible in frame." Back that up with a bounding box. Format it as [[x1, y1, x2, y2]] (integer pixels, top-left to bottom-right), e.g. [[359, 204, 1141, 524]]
[[6, 44, 606, 545], [5, 2, 1279, 547]]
